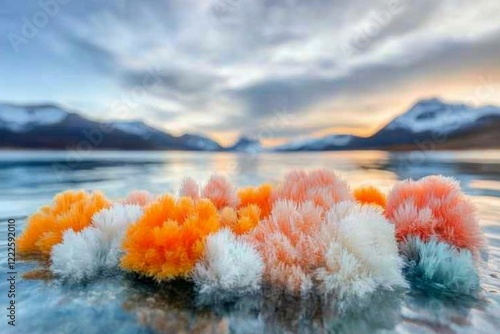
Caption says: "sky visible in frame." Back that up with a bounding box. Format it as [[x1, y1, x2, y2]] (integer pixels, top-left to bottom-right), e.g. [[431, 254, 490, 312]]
[[1, 0, 500, 146]]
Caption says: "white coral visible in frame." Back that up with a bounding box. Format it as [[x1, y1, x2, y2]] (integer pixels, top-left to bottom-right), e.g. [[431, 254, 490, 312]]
[[193, 228, 264, 295], [316, 202, 406, 299], [51, 204, 143, 281]]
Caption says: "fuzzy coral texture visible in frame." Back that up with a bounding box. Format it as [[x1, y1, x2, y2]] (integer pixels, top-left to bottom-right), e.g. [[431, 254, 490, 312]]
[[272, 169, 353, 209], [180, 175, 239, 209], [120, 195, 220, 281], [400, 237, 480, 294], [19, 170, 484, 299], [193, 228, 264, 295], [18, 190, 110, 256], [180, 176, 270, 235], [219, 205, 262, 235], [238, 183, 273, 218], [51, 204, 143, 281], [246, 200, 406, 297], [386, 176, 484, 254], [122, 190, 155, 207], [353, 185, 387, 209]]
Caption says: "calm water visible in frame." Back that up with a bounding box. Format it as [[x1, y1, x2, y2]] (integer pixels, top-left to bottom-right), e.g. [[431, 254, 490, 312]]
[[0, 150, 499, 334]]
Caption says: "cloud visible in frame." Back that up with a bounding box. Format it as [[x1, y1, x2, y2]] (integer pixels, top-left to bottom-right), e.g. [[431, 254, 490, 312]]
[[1, 0, 499, 141]]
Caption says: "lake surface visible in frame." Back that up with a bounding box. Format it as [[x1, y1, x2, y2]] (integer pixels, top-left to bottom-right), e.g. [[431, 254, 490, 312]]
[[0, 150, 499, 333]]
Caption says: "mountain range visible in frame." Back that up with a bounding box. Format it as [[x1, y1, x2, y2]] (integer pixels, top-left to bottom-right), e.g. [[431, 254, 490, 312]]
[[276, 98, 500, 151], [1, 98, 499, 151]]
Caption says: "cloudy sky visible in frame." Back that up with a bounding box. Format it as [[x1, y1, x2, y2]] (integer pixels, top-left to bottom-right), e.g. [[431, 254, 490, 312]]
[[1, 0, 500, 145]]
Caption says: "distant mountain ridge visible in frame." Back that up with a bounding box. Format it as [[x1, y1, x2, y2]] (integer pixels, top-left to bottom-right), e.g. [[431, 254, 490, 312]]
[[275, 98, 500, 151], [0, 103, 222, 151], [1, 99, 500, 151]]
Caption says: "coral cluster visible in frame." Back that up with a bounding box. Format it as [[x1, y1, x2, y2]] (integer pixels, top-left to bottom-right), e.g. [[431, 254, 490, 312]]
[[193, 228, 264, 295], [272, 169, 353, 208], [386, 176, 484, 293], [247, 200, 405, 297], [121, 195, 220, 281], [18, 190, 110, 256], [51, 204, 143, 281], [18, 170, 484, 299]]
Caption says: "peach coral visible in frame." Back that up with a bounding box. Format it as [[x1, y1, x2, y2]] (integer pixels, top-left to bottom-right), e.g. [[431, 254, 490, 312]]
[[180, 175, 238, 209], [272, 169, 352, 209], [120, 195, 220, 281], [386, 175, 484, 254], [246, 200, 326, 294], [353, 185, 387, 209], [18, 190, 110, 256], [122, 190, 155, 207]]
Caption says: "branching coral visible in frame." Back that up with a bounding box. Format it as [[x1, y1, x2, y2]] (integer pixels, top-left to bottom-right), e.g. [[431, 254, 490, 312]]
[[386, 176, 484, 254], [18, 190, 110, 256], [121, 195, 220, 281], [272, 169, 352, 209], [193, 228, 264, 295], [353, 185, 387, 209], [51, 204, 143, 281], [400, 237, 480, 294]]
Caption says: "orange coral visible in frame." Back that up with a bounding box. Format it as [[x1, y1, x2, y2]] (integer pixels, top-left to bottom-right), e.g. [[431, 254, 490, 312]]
[[219, 205, 262, 235], [353, 185, 387, 209], [238, 183, 273, 218], [272, 169, 352, 209], [386, 176, 484, 253], [121, 195, 220, 281], [18, 190, 110, 256]]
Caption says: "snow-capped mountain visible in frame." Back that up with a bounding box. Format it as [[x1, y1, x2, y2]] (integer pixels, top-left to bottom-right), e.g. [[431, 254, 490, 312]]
[[0, 104, 68, 132], [106, 120, 156, 139], [0, 103, 222, 151], [2, 98, 499, 151], [383, 98, 500, 134], [276, 98, 500, 151]]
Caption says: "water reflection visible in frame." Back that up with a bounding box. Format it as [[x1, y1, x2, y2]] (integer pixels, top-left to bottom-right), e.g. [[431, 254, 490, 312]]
[[1, 150, 500, 334], [122, 278, 405, 334]]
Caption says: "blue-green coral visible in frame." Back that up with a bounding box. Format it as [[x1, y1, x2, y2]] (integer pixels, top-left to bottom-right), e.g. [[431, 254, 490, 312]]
[[400, 237, 480, 295]]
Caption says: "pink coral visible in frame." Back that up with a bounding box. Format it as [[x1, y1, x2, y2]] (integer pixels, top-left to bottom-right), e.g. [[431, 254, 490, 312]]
[[386, 175, 484, 254], [201, 175, 239, 209], [272, 169, 352, 209], [123, 190, 155, 207], [179, 177, 200, 201], [246, 200, 326, 294], [178, 175, 238, 210]]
